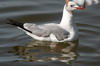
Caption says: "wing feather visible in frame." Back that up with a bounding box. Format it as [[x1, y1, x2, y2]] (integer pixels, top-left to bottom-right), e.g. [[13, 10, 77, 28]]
[[24, 23, 69, 41]]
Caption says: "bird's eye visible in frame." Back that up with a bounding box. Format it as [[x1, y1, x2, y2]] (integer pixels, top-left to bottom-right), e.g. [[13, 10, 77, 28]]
[[70, 5, 74, 7]]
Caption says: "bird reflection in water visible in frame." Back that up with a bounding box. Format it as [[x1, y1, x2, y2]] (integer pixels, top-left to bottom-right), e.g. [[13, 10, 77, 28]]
[[10, 40, 79, 64]]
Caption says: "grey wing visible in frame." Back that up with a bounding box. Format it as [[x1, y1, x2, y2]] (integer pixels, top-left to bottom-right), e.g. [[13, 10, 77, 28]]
[[41, 25, 69, 41], [48, 26, 69, 41], [52, 30, 69, 41], [24, 23, 69, 41], [24, 23, 50, 37]]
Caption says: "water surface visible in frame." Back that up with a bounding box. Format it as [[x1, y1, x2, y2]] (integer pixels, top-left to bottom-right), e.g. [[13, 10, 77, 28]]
[[0, 0, 100, 66]]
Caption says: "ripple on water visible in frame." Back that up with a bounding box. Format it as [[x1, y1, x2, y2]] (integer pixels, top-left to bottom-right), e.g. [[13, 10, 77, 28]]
[[0, 0, 100, 66]]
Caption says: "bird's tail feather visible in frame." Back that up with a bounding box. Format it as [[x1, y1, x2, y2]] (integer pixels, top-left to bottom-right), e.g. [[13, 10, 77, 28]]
[[7, 18, 24, 27], [7, 18, 32, 33]]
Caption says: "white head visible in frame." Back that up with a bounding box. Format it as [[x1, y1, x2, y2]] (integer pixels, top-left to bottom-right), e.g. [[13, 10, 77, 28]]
[[65, 0, 86, 11]]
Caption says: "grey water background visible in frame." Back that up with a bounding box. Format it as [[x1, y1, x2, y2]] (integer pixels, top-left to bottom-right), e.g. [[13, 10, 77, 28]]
[[0, 0, 100, 66]]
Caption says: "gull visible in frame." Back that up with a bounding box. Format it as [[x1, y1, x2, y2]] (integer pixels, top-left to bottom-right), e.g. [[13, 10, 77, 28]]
[[7, 0, 86, 42], [73, 0, 99, 6]]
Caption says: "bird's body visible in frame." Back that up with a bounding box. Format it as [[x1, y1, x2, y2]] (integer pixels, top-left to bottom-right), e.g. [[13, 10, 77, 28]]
[[7, 0, 87, 42]]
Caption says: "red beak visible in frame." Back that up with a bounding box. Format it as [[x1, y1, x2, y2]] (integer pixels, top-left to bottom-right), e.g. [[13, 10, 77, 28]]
[[75, 7, 85, 10], [75, 0, 86, 10]]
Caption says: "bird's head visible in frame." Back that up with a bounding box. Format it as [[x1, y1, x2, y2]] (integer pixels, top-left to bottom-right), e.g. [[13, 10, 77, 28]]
[[65, 0, 86, 11]]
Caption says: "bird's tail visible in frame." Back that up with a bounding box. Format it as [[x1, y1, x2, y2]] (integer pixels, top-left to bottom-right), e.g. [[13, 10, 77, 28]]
[[7, 18, 32, 33], [7, 18, 24, 28]]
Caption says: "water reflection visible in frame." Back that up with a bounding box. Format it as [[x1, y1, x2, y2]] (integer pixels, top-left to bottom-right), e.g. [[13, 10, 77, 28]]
[[9, 40, 79, 64]]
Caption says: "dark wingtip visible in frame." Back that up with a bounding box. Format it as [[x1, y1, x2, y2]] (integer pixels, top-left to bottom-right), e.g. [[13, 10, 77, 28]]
[[7, 18, 23, 26], [7, 18, 13, 23], [7, 18, 32, 33], [7, 18, 17, 24], [7, 18, 15, 25]]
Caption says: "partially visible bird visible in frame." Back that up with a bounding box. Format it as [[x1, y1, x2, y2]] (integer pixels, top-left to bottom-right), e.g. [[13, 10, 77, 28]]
[[73, 0, 99, 5]]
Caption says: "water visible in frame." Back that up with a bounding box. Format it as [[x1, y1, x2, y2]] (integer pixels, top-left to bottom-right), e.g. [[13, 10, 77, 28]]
[[0, 0, 100, 66]]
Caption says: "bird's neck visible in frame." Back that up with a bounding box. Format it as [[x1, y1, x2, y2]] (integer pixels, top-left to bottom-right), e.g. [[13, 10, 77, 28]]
[[60, 5, 74, 31], [59, 5, 79, 41]]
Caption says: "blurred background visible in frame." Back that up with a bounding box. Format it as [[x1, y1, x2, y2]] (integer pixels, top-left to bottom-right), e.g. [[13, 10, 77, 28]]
[[0, 0, 100, 66]]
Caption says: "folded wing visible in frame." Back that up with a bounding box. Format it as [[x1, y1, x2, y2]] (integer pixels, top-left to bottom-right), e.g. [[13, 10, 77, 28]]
[[24, 23, 69, 41]]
